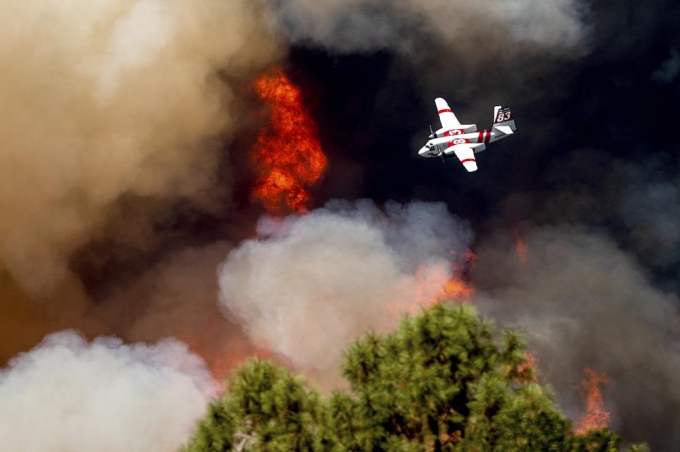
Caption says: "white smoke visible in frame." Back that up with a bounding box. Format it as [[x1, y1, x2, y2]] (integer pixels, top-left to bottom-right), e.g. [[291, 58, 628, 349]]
[[218, 200, 473, 381], [0, 0, 279, 292], [0, 331, 215, 452]]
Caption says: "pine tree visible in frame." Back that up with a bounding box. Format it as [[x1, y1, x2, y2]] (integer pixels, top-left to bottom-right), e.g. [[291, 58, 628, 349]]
[[183, 304, 647, 451], [183, 360, 324, 452]]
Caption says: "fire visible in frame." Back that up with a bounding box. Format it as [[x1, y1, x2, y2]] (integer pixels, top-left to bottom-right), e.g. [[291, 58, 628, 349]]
[[436, 277, 475, 302], [251, 68, 327, 214], [516, 350, 538, 382], [430, 251, 476, 306], [395, 253, 476, 316], [576, 368, 611, 433], [513, 227, 528, 264], [186, 332, 275, 391]]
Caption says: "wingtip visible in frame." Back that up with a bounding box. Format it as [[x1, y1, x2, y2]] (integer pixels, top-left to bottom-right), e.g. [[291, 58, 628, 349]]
[[463, 161, 478, 172]]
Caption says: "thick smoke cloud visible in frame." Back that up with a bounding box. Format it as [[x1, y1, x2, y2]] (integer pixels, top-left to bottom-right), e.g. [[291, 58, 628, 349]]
[[0, 0, 278, 292], [218, 200, 472, 382], [268, 0, 587, 57], [496, 150, 680, 292], [473, 228, 680, 449], [0, 331, 215, 452], [617, 159, 680, 273]]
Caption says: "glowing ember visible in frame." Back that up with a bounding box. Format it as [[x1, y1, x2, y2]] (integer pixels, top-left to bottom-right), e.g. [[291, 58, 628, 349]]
[[513, 227, 528, 264], [576, 368, 611, 433], [516, 350, 538, 382], [450, 248, 477, 269], [437, 277, 475, 302], [251, 68, 327, 214], [187, 333, 274, 391]]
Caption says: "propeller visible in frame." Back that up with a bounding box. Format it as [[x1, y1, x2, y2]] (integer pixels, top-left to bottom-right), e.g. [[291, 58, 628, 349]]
[[429, 125, 435, 139], [440, 151, 446, 165]]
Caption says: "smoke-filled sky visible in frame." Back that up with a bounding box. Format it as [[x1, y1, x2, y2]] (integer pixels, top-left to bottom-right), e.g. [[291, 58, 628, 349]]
[[1, 0, 678, 450]]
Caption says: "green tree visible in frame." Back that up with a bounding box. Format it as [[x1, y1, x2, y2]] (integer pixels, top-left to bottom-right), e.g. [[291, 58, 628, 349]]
[[183, 360, 324, 452], [183, 304, 646, 451]]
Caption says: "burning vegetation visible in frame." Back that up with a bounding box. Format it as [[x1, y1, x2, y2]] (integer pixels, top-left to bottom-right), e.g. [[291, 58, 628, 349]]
[[251, 68, 327, 214], [183, 304, 641, 451], [577, 368, 611, 434]]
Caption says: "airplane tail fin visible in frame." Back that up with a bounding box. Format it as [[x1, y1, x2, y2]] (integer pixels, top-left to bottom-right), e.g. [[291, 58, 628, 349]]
[[493, 106, 516, 133]]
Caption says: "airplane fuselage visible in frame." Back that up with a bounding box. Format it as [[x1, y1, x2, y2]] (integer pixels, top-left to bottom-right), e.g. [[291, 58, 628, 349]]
[[419, 100, 516, 171], [419, 127, 509, 158]]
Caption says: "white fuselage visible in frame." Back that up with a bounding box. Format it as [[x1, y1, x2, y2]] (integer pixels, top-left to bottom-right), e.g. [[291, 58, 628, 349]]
[[418, 127, 509, 158]]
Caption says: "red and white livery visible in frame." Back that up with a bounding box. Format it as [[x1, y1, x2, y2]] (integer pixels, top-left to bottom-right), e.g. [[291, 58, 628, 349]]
[[418, 98, 516, 172]]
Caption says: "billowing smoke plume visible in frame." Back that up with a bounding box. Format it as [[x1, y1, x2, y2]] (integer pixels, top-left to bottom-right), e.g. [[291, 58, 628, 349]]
[[218, 200, 472, 382], [268, 0, 587, 57], [0, 0, 278, 291], [0, 331, 215, 452], [473, 228, 680, 449]]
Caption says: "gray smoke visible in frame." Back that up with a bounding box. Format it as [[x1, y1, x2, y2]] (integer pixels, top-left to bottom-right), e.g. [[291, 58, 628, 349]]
[[497, 149, 680, 292], [652, 48, 680, 83], [268, 0, 587, 57], [218, 200, 473, 384], [617, 159, 680, 273], [0, 331, 215, 452], [473, 227, 680, 449]]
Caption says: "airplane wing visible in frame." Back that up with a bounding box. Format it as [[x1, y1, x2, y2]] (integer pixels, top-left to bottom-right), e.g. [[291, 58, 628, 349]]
[[435, 98, 462, 130], [445, 144, 478, 172]]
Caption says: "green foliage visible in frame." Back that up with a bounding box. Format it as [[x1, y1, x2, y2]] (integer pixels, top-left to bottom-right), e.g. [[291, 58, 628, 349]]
[[569, 429, 619, 452], [183, 304, 647, 451], [183, 360, 323, 452]]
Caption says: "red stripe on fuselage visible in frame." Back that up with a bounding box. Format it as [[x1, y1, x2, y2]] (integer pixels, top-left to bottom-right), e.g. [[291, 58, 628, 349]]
[[478, 132, 484, 143], [438, 109, 453, 114], [484, 130, 491, 144]]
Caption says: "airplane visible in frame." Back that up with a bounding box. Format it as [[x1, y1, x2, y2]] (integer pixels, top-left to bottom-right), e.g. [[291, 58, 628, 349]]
[[418, 98, 516, 172]]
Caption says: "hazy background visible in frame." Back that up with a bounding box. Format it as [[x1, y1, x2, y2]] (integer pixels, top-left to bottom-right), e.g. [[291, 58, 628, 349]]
[[1, 0, 678, 450]]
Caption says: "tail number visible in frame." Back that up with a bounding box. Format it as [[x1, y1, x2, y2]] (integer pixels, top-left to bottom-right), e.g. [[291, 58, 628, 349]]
[[496, 111, 512, 122]]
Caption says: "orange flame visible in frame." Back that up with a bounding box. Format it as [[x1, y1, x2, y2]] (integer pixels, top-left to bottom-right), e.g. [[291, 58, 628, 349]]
[[251, 68, 327, 214], [436, 277, 475, 303], [395, 253, 476, 316], [431, 251, 476, 306], [190, 335, 276, 394], [516, 350, 538, 382], [576, 368, 611, 433]]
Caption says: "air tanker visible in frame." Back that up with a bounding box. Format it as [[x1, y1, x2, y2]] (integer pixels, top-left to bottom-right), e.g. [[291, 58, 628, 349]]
[[419, 98, 516, 172]]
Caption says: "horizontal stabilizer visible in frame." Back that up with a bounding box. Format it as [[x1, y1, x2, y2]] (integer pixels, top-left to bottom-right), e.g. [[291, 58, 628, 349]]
[[494, 125, 514, 135]]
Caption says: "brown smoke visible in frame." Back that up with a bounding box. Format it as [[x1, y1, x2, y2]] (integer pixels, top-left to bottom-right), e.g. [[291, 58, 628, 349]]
[[0, 0, 279, 293], [97, 242, 265, 382]]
